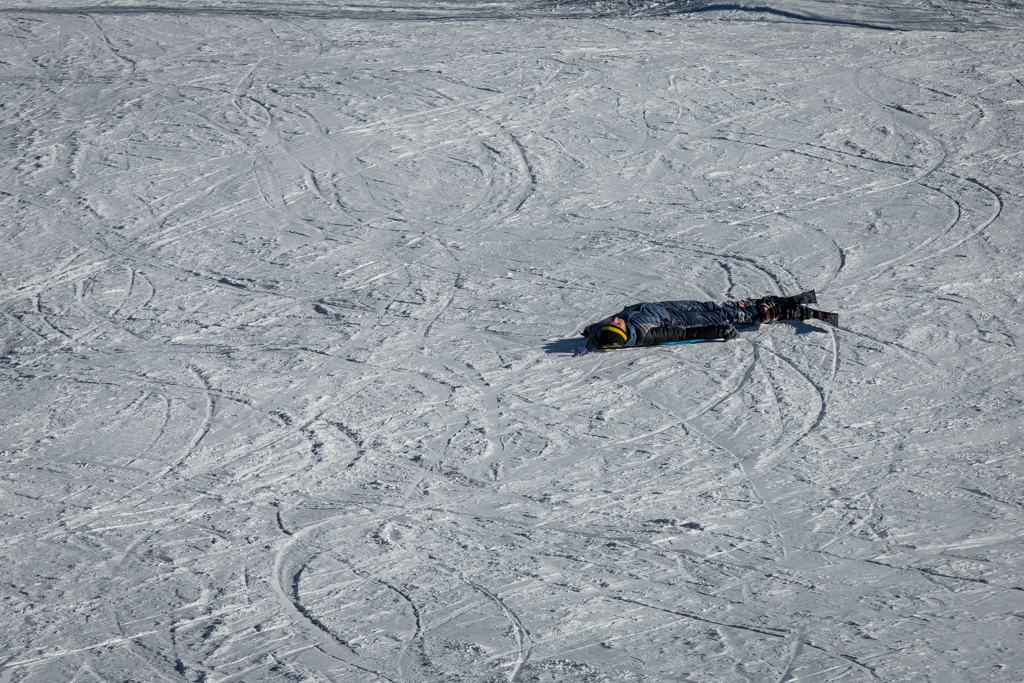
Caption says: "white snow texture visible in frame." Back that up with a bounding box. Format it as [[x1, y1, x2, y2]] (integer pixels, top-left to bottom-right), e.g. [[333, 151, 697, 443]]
[[2, 2, 1024, 682]]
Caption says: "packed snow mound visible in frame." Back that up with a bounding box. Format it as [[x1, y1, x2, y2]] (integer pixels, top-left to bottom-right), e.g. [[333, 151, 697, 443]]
[[630, 0, 1024, 30], [4, 0, 1024, 29], [3, 3, 1024, 683]]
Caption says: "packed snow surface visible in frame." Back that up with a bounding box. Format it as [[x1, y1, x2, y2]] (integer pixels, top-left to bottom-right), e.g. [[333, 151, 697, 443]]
[[3, 2, 1024, 681]]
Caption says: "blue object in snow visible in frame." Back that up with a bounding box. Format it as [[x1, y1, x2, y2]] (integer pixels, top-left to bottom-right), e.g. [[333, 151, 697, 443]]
[[575, 338, 717, 356]]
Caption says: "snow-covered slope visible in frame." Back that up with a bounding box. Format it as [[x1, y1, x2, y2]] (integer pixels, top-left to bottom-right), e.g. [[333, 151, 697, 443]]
[[3, 3, 1024, 681]]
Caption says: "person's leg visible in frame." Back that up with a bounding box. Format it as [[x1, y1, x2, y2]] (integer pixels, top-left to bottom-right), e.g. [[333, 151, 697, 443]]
[[661, 300, 762, 327], [664, 292, 816, 326], [716, 300, 764, 325]]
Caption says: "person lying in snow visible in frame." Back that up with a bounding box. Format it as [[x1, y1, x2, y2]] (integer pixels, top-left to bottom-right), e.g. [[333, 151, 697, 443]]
[[580, 290, 831, 350]]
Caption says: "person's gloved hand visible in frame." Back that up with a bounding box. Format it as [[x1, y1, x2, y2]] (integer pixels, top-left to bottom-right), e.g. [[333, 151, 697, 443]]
[[718, 324, 739, 341]]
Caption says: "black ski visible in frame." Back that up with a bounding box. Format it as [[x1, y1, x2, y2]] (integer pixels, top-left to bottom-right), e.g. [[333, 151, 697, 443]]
[[806, 308, 839, 328]]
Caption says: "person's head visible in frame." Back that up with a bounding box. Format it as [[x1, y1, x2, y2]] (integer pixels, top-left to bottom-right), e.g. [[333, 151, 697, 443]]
[[598, 317, 628, 347]]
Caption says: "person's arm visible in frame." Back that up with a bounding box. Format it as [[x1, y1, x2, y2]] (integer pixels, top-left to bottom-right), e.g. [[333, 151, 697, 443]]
[[642, 323, 738, 345]]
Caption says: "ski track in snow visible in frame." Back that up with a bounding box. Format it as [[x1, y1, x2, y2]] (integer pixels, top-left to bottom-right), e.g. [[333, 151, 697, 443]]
[[3, 2, 1024, 682]]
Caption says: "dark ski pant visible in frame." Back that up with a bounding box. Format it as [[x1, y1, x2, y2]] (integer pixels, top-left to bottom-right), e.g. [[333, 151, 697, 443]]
[[658, 300, 763, 328]]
